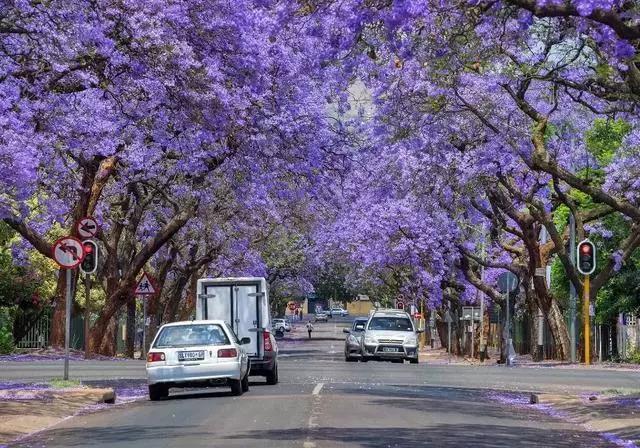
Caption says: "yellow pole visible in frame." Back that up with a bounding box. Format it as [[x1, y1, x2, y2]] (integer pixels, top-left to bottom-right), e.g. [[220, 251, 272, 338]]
[[583, 275, 590, 365]]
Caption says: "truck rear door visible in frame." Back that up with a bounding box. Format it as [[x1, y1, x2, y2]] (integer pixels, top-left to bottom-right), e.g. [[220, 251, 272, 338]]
[[233, 284, 260, 358]]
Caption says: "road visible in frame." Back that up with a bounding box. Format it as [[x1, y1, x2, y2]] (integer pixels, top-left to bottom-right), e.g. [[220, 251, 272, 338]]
[[4, 317, 637, 447]]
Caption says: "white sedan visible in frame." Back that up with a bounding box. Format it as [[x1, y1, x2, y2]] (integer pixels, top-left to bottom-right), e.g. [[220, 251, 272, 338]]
[[146, 320, 250, 400]]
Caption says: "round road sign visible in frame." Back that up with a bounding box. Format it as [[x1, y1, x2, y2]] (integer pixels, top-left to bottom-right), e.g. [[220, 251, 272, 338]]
[[77, 216, 99, 238], [496, 271, 519, 294], [52, 236, 85, 269]]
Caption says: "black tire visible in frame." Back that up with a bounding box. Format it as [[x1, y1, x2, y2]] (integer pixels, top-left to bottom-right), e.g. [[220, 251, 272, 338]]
[[266, 363, 279, 385], [410, 358, 419, 364], [345, 354, 354, 362], [149, 384, 167, 401], [230, 378, 243, 396], [241, 373, 249, 392], [360, 358, 368, 363]]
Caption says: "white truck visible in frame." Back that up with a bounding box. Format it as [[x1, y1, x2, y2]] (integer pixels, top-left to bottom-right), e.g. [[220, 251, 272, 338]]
[[196, 277, 278, 384]]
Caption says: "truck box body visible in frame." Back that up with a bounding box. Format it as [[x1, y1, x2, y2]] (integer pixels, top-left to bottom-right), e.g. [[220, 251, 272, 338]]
[[196, 277, 275, 373]]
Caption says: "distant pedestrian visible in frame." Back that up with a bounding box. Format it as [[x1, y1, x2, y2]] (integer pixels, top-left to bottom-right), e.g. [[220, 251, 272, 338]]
[[306, 321, 314, 339]]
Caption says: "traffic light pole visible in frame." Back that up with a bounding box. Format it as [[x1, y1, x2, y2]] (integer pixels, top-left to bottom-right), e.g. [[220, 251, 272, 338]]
[[84, 274, 91, 360], [583, 275, 590, 365]]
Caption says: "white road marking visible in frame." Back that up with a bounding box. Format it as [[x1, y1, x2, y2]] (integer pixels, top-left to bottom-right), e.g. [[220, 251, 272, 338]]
[[312, 382, 324, 395], [303, 442, 316, 448]]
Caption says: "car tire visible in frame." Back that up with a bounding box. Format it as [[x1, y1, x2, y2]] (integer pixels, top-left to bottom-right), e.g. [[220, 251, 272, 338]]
[[410, 358, 419, 364], [241, 373, 250, 392], [148, 384, 167, 401], [360, 358, 368, 363], [230, 378, 244, 396], [345, 354, 355, 362], [266, 363, 279, 385]]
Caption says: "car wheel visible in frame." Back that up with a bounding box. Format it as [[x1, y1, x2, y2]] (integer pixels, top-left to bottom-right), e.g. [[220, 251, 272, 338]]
[[360, 358, 368, 363], [230, 378, 244, 396], [148, 384, 166, 401], [266, 363, 279, 385], [410, 358, 419, 364], [241, 373, 250, 392]]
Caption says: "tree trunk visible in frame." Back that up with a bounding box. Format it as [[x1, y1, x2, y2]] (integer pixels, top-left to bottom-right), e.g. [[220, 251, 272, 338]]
[[50, 269, 79, 348], [546, 299, 570, 360], [97, 315, 118, 357]]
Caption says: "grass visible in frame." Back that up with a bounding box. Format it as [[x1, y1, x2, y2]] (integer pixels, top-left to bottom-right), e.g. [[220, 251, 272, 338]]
[[48, 378, 83, 389]]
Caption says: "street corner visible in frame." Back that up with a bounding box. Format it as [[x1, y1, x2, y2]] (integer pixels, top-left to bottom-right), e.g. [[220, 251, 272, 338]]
[[0, 382, 118, 445]]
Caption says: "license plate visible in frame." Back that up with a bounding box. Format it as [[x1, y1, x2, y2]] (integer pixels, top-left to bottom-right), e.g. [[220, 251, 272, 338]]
[[382, 347, 398, 352], [178, 351, 204, 361]]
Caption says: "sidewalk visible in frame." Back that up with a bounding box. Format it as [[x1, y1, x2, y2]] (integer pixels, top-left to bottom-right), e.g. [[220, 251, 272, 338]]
[[419, 346, 640, 371], [0, 383, 116, 445], [488, 390, 640, 447]]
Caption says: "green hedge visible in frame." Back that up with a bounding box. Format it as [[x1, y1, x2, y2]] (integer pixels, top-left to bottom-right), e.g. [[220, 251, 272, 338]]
[[0, 307, 15, 354]]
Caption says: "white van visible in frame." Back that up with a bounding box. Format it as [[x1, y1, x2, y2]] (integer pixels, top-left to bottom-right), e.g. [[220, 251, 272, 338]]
[[196, 277, 278, 384]]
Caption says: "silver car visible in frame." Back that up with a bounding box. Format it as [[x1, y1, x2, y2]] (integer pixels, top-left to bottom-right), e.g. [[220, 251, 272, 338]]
[[146, 320, 251, 400], [361, 310, 421, 364], [343, 317, 368, 362]]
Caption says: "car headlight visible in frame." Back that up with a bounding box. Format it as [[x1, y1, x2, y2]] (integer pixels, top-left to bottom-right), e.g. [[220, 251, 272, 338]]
[[404, 335, 418, 345], [364, 335, 377, 345]]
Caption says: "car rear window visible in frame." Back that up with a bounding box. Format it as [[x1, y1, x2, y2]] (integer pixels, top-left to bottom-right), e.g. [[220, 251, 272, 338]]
[[153, 324, 230, 348], [368, 317, 413, 331]]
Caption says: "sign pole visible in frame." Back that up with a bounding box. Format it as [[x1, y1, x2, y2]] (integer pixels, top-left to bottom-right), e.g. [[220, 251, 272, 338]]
[[64, 268, 73, 380], [142, 296, 147, 360], [583, 275, 590, 365]]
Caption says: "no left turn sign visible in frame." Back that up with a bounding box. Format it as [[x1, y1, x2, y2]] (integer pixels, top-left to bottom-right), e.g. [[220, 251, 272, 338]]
[[77, 216, 99, 238], [52, 237, 85, 269]]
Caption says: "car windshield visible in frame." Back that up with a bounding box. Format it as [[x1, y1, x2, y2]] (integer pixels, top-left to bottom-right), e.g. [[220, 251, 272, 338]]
[[153, 324, 229, 348], [353, 320, 367, 331], [368, 317, 413, 332]]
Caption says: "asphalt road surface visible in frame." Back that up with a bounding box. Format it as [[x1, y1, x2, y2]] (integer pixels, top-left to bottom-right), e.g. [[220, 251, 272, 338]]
[[4, 317, 637, 447]]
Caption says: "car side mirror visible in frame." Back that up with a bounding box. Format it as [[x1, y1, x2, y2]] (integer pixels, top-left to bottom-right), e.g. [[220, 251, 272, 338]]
[[343, 328, 350, 334], [415, 329, 424, 334], [240, 337, 251, 345]]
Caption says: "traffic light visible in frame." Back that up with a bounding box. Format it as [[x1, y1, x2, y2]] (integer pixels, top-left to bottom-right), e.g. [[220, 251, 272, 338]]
[[80, 240, 98, 274], [576, 239, 596, 275]]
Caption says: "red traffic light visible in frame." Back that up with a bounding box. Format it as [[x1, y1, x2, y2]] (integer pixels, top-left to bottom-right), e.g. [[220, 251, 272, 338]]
[[576, 239, 596, 275], [83, 243, 94, 254]]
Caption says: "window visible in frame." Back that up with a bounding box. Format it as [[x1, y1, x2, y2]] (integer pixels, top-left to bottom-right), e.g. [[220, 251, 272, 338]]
[[153, 324, 230, 348], [368, 317, 413, 332]]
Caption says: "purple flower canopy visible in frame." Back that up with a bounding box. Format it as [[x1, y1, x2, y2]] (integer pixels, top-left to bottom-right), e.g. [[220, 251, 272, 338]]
[[1, 0, 638, 319]]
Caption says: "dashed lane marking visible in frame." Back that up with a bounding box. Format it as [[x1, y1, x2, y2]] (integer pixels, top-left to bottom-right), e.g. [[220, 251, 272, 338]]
[[312, 383, 324, 395]]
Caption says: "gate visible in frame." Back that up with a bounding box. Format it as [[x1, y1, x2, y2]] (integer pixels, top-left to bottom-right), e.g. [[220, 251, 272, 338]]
[[16, 309, 51, 349]]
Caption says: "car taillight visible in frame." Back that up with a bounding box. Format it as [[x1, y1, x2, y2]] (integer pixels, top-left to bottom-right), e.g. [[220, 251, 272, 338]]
[[263, 330, 273, 352], [147, 352, 165, 362], [218, 348, 238, 358]]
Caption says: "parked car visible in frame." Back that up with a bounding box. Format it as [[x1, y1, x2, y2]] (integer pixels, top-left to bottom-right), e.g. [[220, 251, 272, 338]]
[[360, 309, 422, 364], [272, 318, 291, 332], [343, 317, 368, 362], [330, 308, 349, 317], [146, 320, 251, 400], [314, 312, 328, 323]]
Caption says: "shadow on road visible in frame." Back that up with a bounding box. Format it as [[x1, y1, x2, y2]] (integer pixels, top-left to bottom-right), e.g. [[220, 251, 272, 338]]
[[219, 424, 609, 447]]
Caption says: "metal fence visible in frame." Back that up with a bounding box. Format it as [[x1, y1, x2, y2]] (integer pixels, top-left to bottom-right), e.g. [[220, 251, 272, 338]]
[[16, 309, 51, 349]]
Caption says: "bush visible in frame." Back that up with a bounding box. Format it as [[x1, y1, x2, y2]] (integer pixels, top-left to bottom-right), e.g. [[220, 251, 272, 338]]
[[625, 349, 640, 364], [0, 307, 15, 354]]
